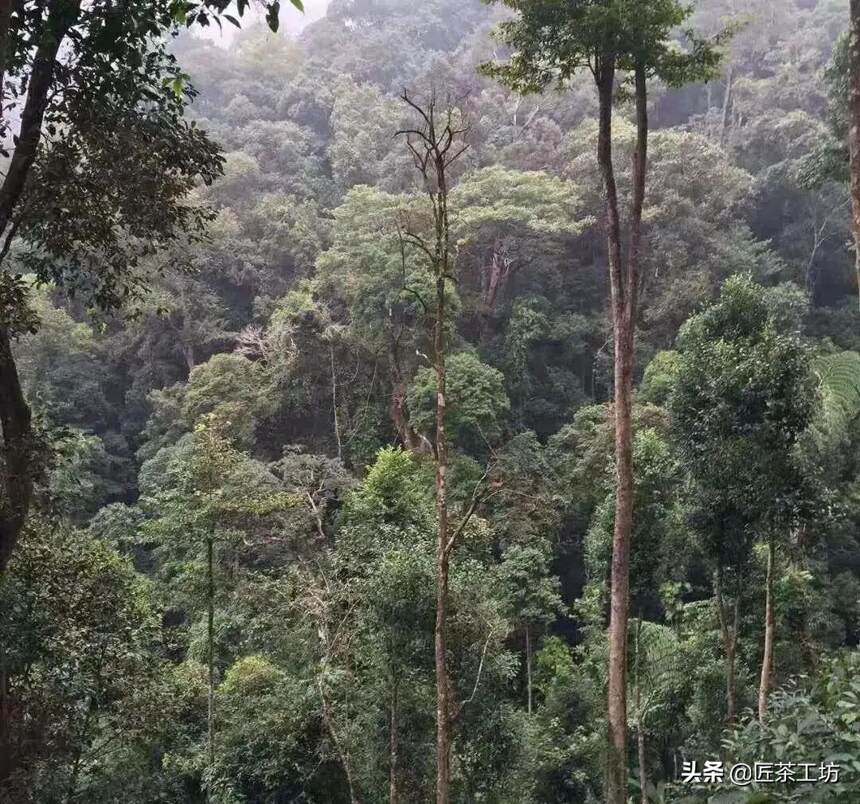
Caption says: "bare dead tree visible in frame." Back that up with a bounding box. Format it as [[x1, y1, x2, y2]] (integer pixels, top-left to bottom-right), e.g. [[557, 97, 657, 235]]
[[395, 89, 469, 804]]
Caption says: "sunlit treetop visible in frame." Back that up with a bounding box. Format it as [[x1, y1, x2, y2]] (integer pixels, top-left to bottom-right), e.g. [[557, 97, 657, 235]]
[[481, 0, 730, 92]]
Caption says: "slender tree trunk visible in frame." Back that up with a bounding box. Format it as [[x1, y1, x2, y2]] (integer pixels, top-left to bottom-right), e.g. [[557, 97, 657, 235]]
[[626, 64, 648, 335], [596, 54, 626, 804], [397, 91, 463, 804], [389, 679, 399, 804], [719, 61, 734, 148], [634, 619, 648, 804], [330, 343, 343, 461], [0, 0, 81, 238], [477, 246, 510, 346], [207, 535, 215, 776], [849, 0, 860, 310], [758, 535, 775, 722], [483, 245, 510, 315], [525, 624, 533, 716], [318, 673, 359, 804], [434, 263, 451, 804], [0, 0, 11, 577], [427, 105, 457, 804], [388, 334, 427, 453], [715, 568, 739, 723], [602, 58, 648, 804], [177, 288, 195, 373]]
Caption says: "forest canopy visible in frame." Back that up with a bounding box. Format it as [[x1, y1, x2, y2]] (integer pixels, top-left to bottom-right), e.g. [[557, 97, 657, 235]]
[[2, 1, 860, 803]]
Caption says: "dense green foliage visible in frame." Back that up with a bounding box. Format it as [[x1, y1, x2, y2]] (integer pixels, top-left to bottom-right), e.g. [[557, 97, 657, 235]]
[[2, 0, 860, 802]]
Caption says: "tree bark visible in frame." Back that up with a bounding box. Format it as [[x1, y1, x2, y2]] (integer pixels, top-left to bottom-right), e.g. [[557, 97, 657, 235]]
[[719, 61, 734, 148], [388, 332, 427, 453], [0, 0, 82, 238], [433, 261, 451, 804], [482, 244, 512, 315], [715, 567, 739, 723], [603, 58, 648, 804], [397, 90, 464, 804], [634, 619, 648, 804], [758, 535, 775, 723], [596, 55, 626, 804], [0, 327, 33, 575], [849, 0, 860, 310], [0, 0, 82, 575]]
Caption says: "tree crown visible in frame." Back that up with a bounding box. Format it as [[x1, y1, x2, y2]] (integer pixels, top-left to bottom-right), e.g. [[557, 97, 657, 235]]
[[482, 0, 728, 91]]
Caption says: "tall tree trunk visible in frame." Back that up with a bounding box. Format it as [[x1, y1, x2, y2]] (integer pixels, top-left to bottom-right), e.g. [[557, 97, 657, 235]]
[[758, 535, 775, 722], [389, 679, 399, 804], [397, 91, 463, 804], [849, 0, 860, 310], [0, 0, 82, 575], [318, 673, 359, 804], [715, 567, 739, 723], [433, 264, 451, 804], [525, 624, 533, 716], [477, 245, 511, 346], [719, 61, 734, 148], [596, 54, 626, 804], [602, 58, 648, 804], [207, 535, 215, 775], [482, 245, 511, 316], [330, 343, 343, 461], [0, 327, 32, 575], [634, 619, 648, 804], [0, 0, 12, 577], [388, 333, 427, 453], [0, 1, 82, 237]]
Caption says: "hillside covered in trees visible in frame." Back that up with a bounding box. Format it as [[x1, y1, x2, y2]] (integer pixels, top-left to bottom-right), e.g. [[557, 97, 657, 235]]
[[2, 0, 860, 802]]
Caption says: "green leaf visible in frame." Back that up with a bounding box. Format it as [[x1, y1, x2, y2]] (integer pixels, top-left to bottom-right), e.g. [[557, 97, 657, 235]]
[[171, 1, 188, 24], [266, 1, 281, 31]]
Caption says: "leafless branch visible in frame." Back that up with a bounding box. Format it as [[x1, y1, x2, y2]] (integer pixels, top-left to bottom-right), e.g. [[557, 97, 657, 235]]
[[454, 625, 495, 719]]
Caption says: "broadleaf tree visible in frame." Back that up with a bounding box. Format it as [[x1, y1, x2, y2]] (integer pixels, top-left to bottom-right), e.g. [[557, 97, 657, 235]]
[[0, 0, 298, 575], [481, 2, 727, 799]]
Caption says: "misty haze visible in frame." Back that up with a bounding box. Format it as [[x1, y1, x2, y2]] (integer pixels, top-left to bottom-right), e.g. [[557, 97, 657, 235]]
[[0, 1, 859, 803]]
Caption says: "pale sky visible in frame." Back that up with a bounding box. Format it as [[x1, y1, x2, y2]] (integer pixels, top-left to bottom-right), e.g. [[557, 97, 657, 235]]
[[197, 0, 331, 44]]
